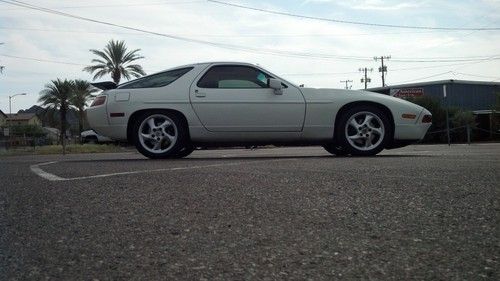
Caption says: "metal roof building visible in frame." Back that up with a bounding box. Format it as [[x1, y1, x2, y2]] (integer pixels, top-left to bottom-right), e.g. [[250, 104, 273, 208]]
[[368, 80, 500, 111]]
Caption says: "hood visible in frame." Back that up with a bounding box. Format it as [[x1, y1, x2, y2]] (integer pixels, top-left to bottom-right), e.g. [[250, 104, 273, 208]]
[[299, 87, 425, 111]]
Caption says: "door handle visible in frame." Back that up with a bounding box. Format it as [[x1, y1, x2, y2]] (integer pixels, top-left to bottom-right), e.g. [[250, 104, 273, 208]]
[[194, 89, 206, 97]]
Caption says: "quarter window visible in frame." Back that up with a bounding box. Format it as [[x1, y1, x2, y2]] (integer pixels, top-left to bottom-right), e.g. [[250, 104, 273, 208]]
[[118, 67, 193, 89], [197, 65, 271, 89]]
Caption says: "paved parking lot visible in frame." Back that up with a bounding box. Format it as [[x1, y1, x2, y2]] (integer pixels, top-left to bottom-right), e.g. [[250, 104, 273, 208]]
[[1, 144, 499, 280]]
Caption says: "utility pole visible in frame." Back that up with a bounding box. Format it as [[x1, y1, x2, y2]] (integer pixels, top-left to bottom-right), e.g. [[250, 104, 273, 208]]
[[359, 67, 373, 89], [340, 79, 353, 90], [8, 93, 27, 150], [443, 85, 451, 146], [374, 55, 391, 87]]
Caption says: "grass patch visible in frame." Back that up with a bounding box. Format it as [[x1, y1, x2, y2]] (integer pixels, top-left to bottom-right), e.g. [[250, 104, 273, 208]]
[[0, 144, 128, 156]]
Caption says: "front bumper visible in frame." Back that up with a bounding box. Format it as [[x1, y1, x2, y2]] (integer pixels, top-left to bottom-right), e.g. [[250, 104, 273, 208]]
[[393, 108, 432, 140]]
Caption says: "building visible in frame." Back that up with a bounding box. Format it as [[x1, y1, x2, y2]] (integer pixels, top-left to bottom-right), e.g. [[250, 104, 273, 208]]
[[368, 80, 499, 111], [368, 80, 500, 140], [0, 110, 7, 127], [6, 113, 42, 126]]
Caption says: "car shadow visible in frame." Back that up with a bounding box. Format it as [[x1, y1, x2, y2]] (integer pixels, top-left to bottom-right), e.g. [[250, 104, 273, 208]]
[[62, 154, 434, 163]]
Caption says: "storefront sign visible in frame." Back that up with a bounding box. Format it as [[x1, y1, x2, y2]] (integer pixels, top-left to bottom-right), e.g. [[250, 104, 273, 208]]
[[390, 88, 424, 98]]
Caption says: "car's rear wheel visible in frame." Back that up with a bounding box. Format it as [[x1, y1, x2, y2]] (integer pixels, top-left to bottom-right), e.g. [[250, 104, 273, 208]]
[[133, 111, 188, 159], [170, 144, 195, 158], [336, 105, 391, 156]]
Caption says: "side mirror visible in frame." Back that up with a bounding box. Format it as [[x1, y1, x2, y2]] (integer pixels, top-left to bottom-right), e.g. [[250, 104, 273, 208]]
[[268, 78, 283, 95]]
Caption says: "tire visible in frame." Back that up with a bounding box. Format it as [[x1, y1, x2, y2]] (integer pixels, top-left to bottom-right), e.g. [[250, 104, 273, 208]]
[[132, 110, 188, 159], [84, 136, 98, 144], [336, 105, 391, 156], [169, 144, 195, 158], [322, 143, 349, 156]]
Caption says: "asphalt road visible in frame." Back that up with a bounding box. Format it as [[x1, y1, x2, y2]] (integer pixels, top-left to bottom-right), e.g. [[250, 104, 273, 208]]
[[1, 144, 499, 280]]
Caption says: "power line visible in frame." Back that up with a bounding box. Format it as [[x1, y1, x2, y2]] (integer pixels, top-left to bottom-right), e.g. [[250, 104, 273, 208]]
[[452, 72, 500, 79], [0, 54, 86, 66], [283, 71, 359, 76], [391, 71, 500, 85], [0, 26, 143, 36], [392, 71, 452, 84], [207, 0, 500, 31], [0, 0, 372, 62], [389, 57, 500, 63], [391, 61, 497, 71], [3, 52, 499, 82], [3, 0, 499, 63], [0, 26, 466, 37], [3, 53, 499, 83], [1, 0, 204, 10]]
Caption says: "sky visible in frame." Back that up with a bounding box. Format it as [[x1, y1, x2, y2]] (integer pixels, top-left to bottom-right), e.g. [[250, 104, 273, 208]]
[[1, 0, 500, 113]]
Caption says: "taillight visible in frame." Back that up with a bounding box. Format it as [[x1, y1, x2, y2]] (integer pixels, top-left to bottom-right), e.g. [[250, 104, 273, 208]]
[[90, 95, 106, 107], [422, 114, 432, 123]]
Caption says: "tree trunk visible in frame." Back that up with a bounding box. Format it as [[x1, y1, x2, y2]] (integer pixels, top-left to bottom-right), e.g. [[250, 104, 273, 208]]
[[112, 69, 121, 84], [78, 107, 84, 143], [60, 105, 67, 155]]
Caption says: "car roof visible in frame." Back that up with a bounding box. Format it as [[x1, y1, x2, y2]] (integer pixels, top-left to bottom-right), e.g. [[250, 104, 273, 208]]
[[155, 61, 258, 72], [140, 62, 298, 88]]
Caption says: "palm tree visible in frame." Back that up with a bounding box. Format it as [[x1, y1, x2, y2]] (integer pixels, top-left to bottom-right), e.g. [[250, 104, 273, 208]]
[[83, 39, 146, 84], [71, 79, 98, 139], [38, 79, 74, 145]]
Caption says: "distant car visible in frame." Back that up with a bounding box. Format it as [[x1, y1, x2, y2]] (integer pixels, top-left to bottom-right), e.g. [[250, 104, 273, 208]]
[[86, 62, 432, 159], [81, 129, 112, 144]]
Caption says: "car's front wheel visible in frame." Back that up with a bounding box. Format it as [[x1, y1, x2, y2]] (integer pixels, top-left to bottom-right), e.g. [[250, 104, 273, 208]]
[[133, 111, 188, 159], [336, 106, 391, 156], [323, 143, 349, 156]]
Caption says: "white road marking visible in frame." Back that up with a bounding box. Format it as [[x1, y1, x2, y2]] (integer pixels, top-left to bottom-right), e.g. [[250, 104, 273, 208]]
[[30, 161, 67, 181], [30, 159, 297, 181]]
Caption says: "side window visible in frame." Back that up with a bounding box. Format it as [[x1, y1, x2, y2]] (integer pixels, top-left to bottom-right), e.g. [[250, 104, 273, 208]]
[[118, 67, 193, 89], [197, 66, 271, 89]]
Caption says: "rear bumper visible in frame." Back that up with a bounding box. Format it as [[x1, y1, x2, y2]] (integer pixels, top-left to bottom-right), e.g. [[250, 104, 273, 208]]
[[85, 105, 127, 140], [92, 124, 127, 140]]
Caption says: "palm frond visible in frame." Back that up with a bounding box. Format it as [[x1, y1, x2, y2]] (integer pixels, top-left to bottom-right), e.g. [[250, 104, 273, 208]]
[[89, 49, 112, 63], [125, 64, 147, 76], [122, 49, 144, 63], [92, 69, 110, 81], [85, 40, 145, 83]]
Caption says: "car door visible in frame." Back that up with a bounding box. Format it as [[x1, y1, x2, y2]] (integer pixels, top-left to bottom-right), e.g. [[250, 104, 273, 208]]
[[189, 64, 306, 132]]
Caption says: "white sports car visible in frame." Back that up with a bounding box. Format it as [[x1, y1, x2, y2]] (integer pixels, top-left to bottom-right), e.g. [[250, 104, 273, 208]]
[[86, 62, 432, 159]]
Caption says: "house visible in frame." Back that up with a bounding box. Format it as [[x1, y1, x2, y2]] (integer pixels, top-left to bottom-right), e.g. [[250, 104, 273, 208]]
[[0, 110, 7, 126], [6, 113, 42, 126]]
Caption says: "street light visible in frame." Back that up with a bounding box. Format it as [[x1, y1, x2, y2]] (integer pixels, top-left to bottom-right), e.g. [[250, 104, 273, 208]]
[[9, 93, 27, 119], [7, 93, 27, 149]]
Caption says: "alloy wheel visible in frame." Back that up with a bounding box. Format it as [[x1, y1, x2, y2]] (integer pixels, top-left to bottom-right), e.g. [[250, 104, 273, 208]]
[[344, 111, 385, 151], [138, 114, 178, 154]]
